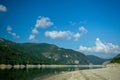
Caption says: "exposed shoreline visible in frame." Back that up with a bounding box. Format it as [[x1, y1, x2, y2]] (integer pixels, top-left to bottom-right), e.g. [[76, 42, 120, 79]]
[[0, 64, 105, 69], [39, 64, 120, 80], [1, 64, 120, 80]]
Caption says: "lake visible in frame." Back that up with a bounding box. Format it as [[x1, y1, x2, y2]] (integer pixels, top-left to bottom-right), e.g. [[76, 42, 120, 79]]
[[0, 66, 104, 80]]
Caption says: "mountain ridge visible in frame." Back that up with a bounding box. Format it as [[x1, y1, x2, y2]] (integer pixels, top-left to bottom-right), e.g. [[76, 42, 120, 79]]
[[86, 55, 108, 65], [0, 38, 107, 65]]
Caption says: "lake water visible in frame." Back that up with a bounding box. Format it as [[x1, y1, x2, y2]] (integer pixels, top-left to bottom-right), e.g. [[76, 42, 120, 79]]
[[0, 66, 102, 80]]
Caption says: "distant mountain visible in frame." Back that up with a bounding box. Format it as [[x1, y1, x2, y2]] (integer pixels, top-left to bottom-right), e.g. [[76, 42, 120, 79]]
[[86, 55, 108, 65], [0, 38, 91, 65], [111, 54, 120, 63]]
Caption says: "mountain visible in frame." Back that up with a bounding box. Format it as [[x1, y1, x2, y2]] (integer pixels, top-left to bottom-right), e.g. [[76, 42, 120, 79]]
[[86, 55, 107, 65], [0, 38, 90, 65], [0, 45, 38, 64], [111, 54, 120, 63]]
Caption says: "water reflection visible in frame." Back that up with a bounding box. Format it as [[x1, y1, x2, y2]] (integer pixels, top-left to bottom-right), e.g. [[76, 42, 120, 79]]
[[0, 67, 101, 80]]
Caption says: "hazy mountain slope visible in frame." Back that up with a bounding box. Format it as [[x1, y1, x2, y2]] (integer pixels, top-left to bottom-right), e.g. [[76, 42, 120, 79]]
[[86, 55, 107, 64]]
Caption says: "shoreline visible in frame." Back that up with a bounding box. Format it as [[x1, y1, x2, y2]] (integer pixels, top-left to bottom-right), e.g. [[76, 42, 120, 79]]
[[39, 64, 120, 80], [0, 64, 105, 69]]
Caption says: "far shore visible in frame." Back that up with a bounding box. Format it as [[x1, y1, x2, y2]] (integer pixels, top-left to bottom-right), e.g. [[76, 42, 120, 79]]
[[0, 64, 105, 69]]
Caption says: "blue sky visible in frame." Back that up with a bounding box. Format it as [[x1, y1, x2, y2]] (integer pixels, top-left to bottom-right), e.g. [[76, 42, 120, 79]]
[[0, 0, 120, 58]]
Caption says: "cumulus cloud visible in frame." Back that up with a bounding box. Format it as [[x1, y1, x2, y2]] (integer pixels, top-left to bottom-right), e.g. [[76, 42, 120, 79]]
[[45, 31, 72, 39], [32, 28, 39, 34], [0, 4, 7, 12], [29, 17, 87, 41], [29, 34, 35, 40], [29, 16, 54, 40], [79, 38, 120, 54], [45, 31, 82, 41], [35, 16, 54, 28], [45, 26, 87, 41], [74, 33, 81, 41], [6, 26, 20, 39]]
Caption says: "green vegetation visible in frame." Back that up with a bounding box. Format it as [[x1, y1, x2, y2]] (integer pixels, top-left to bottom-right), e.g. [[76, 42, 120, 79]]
[[111, 54, 120, 63], [0, 38, 107, 65], [0, 45, 62, 65]]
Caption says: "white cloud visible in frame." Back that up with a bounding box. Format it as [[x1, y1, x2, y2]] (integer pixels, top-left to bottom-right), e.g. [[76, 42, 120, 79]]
[[45, 26, 87, 41], [35, 16, 54, 28], [32, 28, 39, 34], [79, 26, 88, 33], [79, 38, 120, 54], [0, 5, 7, 12], [6, 26, 20, 39], [8, 32, 20, 39], [45, 31, 72, 39], [29, 16, 54, 40], [29, 17, 87, 41], [45, 30, 83, 41], [29, 35, 35, 40], [74, 33, 81, 41]]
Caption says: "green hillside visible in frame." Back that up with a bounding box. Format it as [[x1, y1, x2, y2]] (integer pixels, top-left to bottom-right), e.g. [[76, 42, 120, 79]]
[[111, 54, 120, 63], [0, 38, 108, 65], [0, 45, 62, 64], [0, 38, 90, 65]]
